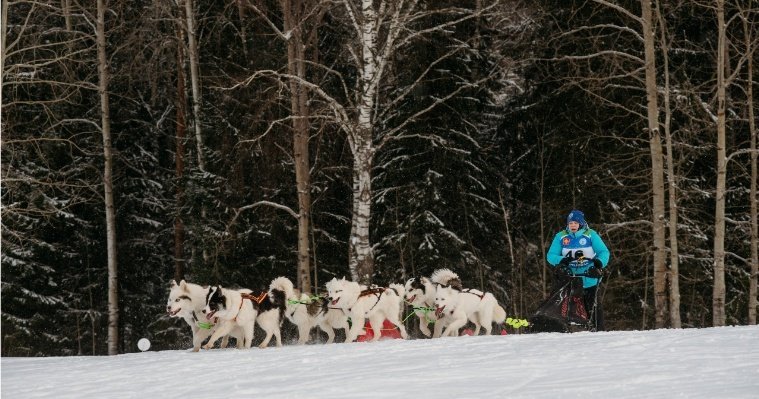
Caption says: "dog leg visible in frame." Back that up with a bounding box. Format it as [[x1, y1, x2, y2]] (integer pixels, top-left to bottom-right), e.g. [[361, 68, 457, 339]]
[[418, 316, 432, 338], [386, 312, 408, 340], [479, 301, 496, 335], [228, 325, 245, 348], [319, 321, 336, 344], [204, 321, 233, 350], [192, 325, 212, 352], [273, 327, 283, 347], [479, 314, 493, 335], [442, 315, 467, 337], [346, 315, 365, 342], [258, 327, 274, 348], [297, 323, 310, 345], [243, 323, 255, 349], [368, 316, 384, 342], [433, 320, 445, 338]]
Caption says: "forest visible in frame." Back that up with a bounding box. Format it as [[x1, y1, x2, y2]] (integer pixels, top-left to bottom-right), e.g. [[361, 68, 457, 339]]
[[1, 0, 757, 356]]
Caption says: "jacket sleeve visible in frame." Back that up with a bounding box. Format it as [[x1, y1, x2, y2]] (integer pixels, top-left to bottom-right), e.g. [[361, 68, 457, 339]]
[[591, 230, 610, 267], [546, 232, 564, 267]]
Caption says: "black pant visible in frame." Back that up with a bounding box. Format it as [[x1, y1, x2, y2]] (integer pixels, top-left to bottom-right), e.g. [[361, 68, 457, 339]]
[[583, 285, 604, 331]]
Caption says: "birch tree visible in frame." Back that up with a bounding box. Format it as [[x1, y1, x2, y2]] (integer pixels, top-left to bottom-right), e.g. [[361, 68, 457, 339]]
[[739, 1, 758, 325], [338, 0, 498, 283], [712, 0, 727, 327], [174, 20, 188, 282], [641, 0, 669, 329], [655, 0, 681, 327], [96, 0, 120, 355]]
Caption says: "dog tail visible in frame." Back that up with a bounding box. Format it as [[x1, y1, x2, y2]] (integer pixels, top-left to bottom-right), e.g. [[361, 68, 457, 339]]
[[388, 283, 405, 299], [430, 268, 459, 286], [269, 276, 295, 298], [493, 303, 507, 324]]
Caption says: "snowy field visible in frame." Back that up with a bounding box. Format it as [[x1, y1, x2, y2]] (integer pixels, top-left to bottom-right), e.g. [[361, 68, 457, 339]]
[[2, 325, 758, 399]]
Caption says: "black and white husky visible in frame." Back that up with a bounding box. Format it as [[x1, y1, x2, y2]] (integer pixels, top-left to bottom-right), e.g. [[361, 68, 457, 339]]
[[166, 280, 243, 351], [404, 269, 460, 338], [202, 284, 286, 349], [269, 277, 349, 344], [325, 277, 408, 343]]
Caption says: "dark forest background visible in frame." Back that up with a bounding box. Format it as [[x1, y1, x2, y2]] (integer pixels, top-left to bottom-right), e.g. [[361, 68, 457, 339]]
[[2, 0, 757, 356]]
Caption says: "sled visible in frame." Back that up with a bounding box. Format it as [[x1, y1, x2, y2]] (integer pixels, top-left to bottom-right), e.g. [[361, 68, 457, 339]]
[[356, 319, 402, 341], [527, 272, 600, 333]]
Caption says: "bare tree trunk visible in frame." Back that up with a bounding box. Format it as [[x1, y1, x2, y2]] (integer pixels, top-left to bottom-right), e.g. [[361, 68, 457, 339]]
[[236, 0, 248, 59], [350, 141, 374, 284], [182, 0, 209, 265], [76, 312, 82, 355], [740, 2, 757, 325], [347, 0, 379, 284], [174, 26, 187, 282], [87, 265, 96, 355], [539, 135, 547, 296], [61, 0, 72, 31], [499, 189, 516, 314], [184, 0, 204, 172], [1, 0, 7, 75], [656, 0, 681, 328], [713, 0, 727, 327], [282, 0, 313, 292], [641, 0, 668, 329], [96, 0, 119, 355]]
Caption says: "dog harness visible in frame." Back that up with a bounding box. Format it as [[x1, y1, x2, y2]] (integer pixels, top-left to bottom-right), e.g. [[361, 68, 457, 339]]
[[461, 288, 485, 300], [232, 292, 268, 322], [192, 311, 217, 329], [344, 286, 398, 314]]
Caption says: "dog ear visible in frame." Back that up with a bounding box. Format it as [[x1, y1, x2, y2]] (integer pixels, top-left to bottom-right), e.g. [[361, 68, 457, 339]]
[[171, 280, 178, 288], [421, 277, 431, 285], [179, 280, 188, 290], [448, 278, 463, 291]]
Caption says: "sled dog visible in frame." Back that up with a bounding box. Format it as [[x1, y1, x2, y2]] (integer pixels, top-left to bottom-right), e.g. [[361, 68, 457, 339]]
[[325, 277, 408, 342], [202, 284, 286, 349], [166, 280, 243, 351], [404, 269, 462, 338], [269, 277, 349, 344], [433, 282, 506, 337]]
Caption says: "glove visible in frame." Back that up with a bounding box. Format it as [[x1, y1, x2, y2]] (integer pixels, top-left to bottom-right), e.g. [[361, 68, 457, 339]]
[[559, 253, 572, 267], [587, 265, 604, 278], [554, 265, 570, 278], [592, 258, 603, 268]]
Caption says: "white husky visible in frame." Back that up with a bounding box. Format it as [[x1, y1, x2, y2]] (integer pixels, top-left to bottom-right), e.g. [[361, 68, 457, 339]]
[[404, 268, 460, 338], [269, 277, 349, 344], [166, 280, 243, 351], [202, 284, 286, 349], [433, 282, 506, 337], [325, 277, 409, 342]]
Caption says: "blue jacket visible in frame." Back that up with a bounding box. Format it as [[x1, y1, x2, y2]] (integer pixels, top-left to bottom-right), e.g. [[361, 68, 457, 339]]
[[546, 227, 610, 288]]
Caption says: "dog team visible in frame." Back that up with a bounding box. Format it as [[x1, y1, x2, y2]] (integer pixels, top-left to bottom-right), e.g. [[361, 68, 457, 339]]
[[165, 268, 507, 351]]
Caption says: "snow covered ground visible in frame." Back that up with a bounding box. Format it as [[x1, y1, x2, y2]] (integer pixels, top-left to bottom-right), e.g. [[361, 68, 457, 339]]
[[2, 325, 758, 398]]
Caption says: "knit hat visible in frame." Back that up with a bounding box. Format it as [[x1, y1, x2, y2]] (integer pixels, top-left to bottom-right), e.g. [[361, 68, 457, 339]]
[[567, 209, 587, 227]]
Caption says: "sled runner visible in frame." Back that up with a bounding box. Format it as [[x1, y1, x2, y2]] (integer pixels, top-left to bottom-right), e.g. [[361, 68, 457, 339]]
[[527, 271, 601, 333]]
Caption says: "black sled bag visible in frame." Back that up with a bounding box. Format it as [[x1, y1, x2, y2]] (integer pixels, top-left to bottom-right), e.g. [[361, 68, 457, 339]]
[[528, 276, 588, 333]]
